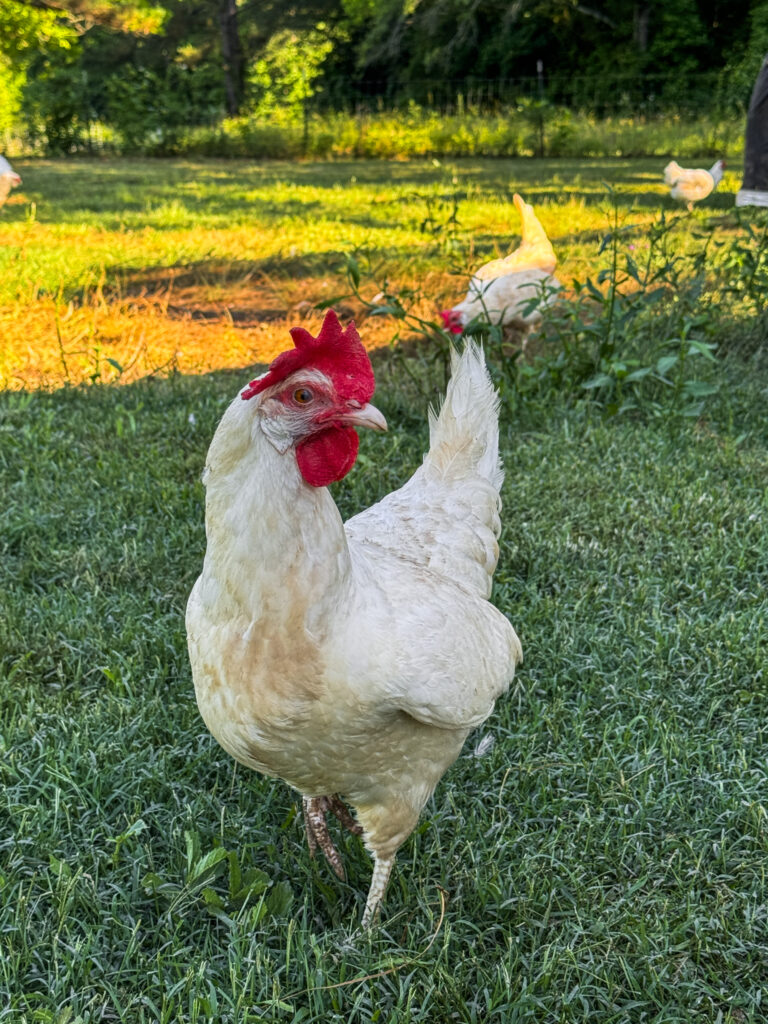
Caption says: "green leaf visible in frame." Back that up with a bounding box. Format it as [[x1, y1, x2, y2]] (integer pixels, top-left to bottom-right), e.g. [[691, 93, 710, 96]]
[[49, 854, 71, 879], [142, 871, 172, 894], [201, 886, 225, 910], [624, 254, 640, 282], [228, 850, 242, 898], [232, 867, 270, 904], [184, 830, 201, 875], [187, 847, 229, 884], [624, 367, 652, 382], [584, 278, 604, 302], [682, 380, 719, 397], [345, 255, 360, 289], [656, 355, 678, 376], [687, 340, 717, 360], [266, 880, 294, 917], [583, 373, 613, 389], [369, 303, 405, 318]]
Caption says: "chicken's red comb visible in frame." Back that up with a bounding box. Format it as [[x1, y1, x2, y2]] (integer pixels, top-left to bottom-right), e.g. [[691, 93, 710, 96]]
[[241, 309, 374, 403]]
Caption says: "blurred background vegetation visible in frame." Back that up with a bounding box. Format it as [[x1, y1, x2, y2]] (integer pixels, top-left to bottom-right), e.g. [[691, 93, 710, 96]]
[[2, 0, 768, 159]]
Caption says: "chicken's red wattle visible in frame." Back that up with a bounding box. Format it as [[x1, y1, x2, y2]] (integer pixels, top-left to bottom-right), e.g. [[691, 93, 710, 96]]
[[296, 426, 359, 486]]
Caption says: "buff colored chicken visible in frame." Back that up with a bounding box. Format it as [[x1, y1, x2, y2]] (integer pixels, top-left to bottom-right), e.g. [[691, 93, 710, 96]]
[[441, 192, 560, 335], [186, 310, 521, 927], [663, 159, 725, 210]]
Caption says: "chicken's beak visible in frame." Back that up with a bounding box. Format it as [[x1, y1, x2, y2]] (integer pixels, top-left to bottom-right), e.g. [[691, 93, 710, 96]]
[[342, 402, 388, 432]]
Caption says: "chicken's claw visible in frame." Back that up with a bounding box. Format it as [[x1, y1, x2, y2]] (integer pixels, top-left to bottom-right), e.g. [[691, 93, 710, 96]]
[[302, 795, 362, 880]]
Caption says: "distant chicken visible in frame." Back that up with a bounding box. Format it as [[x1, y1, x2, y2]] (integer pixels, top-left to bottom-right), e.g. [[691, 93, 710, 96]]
[[663, 159, 724, 210], [441, 192, 560, 335], [0, 156, 21, 208], [186, 310, 521, 926]]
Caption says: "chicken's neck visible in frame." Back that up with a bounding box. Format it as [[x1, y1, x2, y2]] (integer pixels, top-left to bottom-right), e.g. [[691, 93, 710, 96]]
[[201, 396, 353, 619]]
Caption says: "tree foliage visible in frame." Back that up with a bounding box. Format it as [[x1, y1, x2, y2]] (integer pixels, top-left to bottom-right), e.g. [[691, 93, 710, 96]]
[[2, 0, 766, 153]]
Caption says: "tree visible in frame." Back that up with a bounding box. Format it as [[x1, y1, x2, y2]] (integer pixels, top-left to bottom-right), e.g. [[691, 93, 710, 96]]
[[217, 0, 244, 115], [20, 0, 168, 34], [0, 0, 76, 143]]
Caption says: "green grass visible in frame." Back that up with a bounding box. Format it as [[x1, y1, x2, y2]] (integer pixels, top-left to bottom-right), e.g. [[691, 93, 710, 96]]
[[22, 106, 744, 163], [0, 155, 745, 307], [1, 156, 767, 1020], [1, 352, 767, 1020]]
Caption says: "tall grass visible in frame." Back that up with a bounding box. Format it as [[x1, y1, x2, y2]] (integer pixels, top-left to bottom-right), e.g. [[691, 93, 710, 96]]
[[9, 107, 746, 161], [195, 108, 744, 162]]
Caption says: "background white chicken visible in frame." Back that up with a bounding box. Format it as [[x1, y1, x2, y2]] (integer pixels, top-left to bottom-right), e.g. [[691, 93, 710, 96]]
[[0, 156, 21, 208], [186, 310, 522, 926], [441, 192, 560, 335], [663, 159, 724, 209]]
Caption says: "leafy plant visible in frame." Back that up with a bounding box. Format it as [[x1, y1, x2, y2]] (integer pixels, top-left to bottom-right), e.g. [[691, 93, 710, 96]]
[[329, 190, 732, 420], [715, 209, 768, 341], [248, 27, 333, 137], [142, 830, 294, 923]]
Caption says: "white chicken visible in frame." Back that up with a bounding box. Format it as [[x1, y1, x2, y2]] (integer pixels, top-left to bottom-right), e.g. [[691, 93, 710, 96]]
[[663, 159, 725, 209], [0, 156, 21, 208], [186, 310, 521, 926], [441, 192, 560, 335]]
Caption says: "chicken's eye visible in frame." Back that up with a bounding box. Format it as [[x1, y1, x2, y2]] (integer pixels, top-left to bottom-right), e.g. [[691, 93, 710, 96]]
[[293, 388, 314, 405]]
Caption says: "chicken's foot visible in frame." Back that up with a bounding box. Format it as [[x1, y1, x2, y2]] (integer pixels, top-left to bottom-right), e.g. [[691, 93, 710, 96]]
[[362, 854, 394, 928], [303, 795, 362, 881]]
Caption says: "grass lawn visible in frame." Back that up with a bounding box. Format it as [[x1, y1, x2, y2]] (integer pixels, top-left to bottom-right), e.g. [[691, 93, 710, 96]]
[[1, 158, 767, 1021], [0, 155, 748, 389]]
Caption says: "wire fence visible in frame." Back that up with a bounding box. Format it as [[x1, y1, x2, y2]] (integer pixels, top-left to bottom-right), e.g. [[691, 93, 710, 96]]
[[316, 71, 750, 119]]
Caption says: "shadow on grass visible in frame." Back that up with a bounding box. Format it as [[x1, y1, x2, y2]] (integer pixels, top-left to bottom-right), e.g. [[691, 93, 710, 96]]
[[4, 156, 693, 225]]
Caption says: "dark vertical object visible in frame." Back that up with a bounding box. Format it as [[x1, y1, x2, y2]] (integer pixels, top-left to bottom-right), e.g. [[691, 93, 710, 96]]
[[536, 59, 545, 159], [219, 0, 244, 117], [634, 2, 650, 53], [302, 79, 309, 157], [736, 54, 768, 207]]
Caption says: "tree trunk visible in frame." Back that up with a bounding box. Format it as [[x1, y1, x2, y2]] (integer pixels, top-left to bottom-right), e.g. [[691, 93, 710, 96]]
[[634, 2, 650, 53], [218, 0, 244, 116]]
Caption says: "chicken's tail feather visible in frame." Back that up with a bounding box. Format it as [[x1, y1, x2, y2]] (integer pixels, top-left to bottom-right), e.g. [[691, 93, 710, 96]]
[[426, 341, 503, 491], [513, 192, 554, 254]]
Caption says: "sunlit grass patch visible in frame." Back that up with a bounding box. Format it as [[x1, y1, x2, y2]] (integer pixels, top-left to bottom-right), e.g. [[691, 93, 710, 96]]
[[0, 155, 750, 390]]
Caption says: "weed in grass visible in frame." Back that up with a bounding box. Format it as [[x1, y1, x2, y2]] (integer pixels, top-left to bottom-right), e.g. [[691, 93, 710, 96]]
[[330, 189, 766, 423]]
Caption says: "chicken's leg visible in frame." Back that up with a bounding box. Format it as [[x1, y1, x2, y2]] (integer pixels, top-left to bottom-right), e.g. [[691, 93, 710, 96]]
[[303, 795, 362, 880], [361, 854, 394, 928]]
